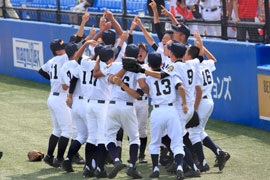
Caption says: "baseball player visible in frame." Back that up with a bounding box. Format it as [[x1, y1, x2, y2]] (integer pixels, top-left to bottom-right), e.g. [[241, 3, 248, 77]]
[[126, 23, 150, 164], [186, 33, 230, 171], [137, 52, 188, 179], [38, 39, 73, 168], [63, 41, 102, 178], [58, 43, 88, 173], [102, 44, 148, 179], [170, 34, 210, 173]]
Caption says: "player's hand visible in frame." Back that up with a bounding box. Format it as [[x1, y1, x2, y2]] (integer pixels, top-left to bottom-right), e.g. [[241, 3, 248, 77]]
[[161, 5, 171, 17], [86, 40, 97, 46], [66, 97, 73, 108], [121, 30, 129, 41], [182, 103, 189, 114], [113, 76, 123, 86], [104, 22, 112, 31], [149, 0, 157, 10], [82, 9, 90, 23], [105, 9, 114, 20], [99, 11, 106, 31], [193, 31, 203, 48], [130, 16, 137, 31], [135, 17, 142, 27], [89, 25, 96, 37]]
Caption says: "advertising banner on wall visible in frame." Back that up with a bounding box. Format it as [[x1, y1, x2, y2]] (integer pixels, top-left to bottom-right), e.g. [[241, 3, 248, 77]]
[[257, 74, 270, 121]]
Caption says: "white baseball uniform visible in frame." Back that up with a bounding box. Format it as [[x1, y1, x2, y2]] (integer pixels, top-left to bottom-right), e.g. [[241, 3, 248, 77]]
[[188, 59, 216, 144], [41, 54, 72, 138], [104, 62, 143, 146], [60, 60, 88, 144], [147, 73, 185, 156], [165, 59, 201, 135], [135, 64, 149, 139], [156, 46, 172, 70], [80, 59, 111, 145]]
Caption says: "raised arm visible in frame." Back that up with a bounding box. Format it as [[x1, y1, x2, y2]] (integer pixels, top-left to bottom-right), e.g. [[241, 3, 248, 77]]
[[77, 10, 90, 38], [193, 32, 205, 57], [105, 9, 123, 38], [128, 17, 137, 44], [74, 40, 97, 61], [161, 5, 179, 25], [136, 17, 156, 47], [84, 25, 96, 41], [149, 0, 165, 42]]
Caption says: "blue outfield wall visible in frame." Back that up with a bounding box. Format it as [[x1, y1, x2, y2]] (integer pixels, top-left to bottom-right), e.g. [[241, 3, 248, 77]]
[[0, 19, 270, 131]]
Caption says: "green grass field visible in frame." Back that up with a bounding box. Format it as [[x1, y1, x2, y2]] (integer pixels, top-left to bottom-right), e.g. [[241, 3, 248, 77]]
[[0, 74, 270, 180]]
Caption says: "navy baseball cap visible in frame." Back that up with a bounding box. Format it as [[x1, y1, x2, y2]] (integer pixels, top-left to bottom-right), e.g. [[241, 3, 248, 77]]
[[137, 42, 148, 53], [172, 23, 190, 38], [148, 52, 162, 68], [167, 42, 187, 58], [125, 43, 139, 59], [94, 43, 104, 57], [69, 34, 85, 43], [50, 39, 67, 52], [65, 43, 79, 58], [99, 45, 118, 62], [102, 30, 116, 45]]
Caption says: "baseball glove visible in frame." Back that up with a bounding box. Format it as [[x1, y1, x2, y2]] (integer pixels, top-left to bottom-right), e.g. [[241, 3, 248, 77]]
[[27, 150, 44, 162], [122, 57, 144, 73], [185, 111, 200, 128]]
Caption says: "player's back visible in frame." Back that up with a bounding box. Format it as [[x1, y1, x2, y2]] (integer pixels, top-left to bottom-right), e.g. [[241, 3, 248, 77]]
[[60, 60, 82, 97], [146, 75, 179, 105], [81, 59, 112, 100], [108, 62, 142, 102], [175, 59, 200, 104], [199, 60, 216, 99], [44, 54, 68, 94]]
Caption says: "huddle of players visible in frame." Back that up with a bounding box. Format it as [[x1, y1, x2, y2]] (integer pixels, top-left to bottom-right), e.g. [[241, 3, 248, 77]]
[[38, 2, 230, 180]]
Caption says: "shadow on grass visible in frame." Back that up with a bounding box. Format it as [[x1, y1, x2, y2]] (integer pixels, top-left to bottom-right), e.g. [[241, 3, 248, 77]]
[[5, 167, 83, 180], [0, 74, 50, 92], [206, 118, 270, 145]]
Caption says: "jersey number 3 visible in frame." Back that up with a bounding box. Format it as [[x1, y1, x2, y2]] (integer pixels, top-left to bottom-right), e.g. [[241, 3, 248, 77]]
[[154, 79, 171, 96]]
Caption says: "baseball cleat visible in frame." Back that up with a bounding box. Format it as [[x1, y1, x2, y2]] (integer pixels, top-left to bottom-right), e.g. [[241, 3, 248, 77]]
[[53, 158, 63, 168], [83, 165, 95, 178], [62, 160, 74, 172], [127, 166, 142, 179], [149, 171, 159, 178], [176, 169, 185, 180], [43, 154, 54, 167], [184, 169, 201, 177], [108, 161, 125, 179], [72, 153, 85, 164], [139, 157, 147, 163], [216, 151, 231, 171], [95, 169, 108, 178], [198, 163, 210, 173]]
